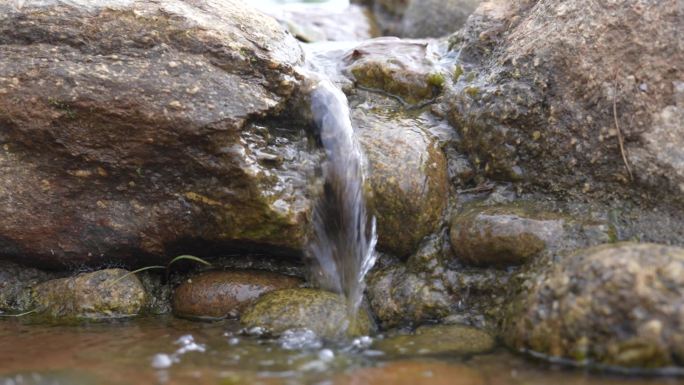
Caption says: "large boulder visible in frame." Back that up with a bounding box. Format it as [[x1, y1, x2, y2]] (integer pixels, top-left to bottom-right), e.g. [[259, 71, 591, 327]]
[[0, 0, 314, 268], [505, 243, 684, 368], [444, 0, 683, 206]]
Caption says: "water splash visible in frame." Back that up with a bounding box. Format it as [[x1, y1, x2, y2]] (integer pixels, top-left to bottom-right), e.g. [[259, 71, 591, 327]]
[[306, 76, 378, 321]]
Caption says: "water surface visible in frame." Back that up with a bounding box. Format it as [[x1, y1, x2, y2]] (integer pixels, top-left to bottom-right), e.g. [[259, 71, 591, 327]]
[[1, 317, 682, 385]]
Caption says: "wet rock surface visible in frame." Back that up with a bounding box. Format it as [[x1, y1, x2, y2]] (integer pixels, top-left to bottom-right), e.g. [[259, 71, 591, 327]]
[[450, 205, 564, 266], [0, 261, 54, 313], [240, 288, 372, 339], [0, 0, 312, 268], [505, 243, 684, 368], [31, 269, 146, 320], [172, 269, 302, 320], [444, 0, 683, 207], [354, 109, 448, 256], [374, 324, 495, 356], [367, 264, 452, 328], [344, 38, 446, 104]]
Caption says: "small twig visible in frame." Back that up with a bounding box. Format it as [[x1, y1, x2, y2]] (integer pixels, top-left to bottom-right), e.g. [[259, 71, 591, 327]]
[[613, 71, 633, 181], [458, 182, 496, 194], [0, 309, 37, 317]]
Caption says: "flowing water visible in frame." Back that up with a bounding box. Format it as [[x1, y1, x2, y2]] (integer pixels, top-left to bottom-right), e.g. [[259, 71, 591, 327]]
[[305, 76, 378, 320]]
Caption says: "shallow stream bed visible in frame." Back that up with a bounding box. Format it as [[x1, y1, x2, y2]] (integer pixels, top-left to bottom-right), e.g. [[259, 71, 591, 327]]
[[1, 317, 682, 385]]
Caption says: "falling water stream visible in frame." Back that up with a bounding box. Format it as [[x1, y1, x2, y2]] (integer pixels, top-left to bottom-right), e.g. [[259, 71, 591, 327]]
[[305, 75, 378, 321]]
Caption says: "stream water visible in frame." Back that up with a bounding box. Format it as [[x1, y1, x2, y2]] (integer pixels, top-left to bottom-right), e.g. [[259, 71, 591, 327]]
[[1, 317, 682, 385]]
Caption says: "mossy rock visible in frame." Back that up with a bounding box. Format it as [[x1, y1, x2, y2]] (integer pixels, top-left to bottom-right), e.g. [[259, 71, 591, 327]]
[[345, 39, 443, 104], [31, 269, 146, 320], [240, 288, 373, 339], [505, 242, 684, 368]]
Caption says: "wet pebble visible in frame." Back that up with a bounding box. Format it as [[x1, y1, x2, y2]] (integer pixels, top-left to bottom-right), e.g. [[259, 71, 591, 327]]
[[240, 288, 373, 339], [172, 269, 302, 320]]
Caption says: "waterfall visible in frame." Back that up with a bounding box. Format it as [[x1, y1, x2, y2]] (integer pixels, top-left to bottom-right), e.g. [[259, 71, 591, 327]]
[[306, 77, 378, 321]]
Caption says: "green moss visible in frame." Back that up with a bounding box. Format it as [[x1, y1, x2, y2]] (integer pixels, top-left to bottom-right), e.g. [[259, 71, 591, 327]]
[[464, 86, 479, 98], [453, 65, 464, 81], [426, 72, 445, 88]]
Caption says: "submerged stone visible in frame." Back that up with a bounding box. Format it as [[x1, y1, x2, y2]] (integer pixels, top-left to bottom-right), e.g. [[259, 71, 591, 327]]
[[333, 360, 486, 385], [374, 324, 495, 356], [172, 269, 302, 320], [505, 242, 684, 368], [450, 205, 564, 267], [240, 288, 372, 339], [31, 269, 146, 320]]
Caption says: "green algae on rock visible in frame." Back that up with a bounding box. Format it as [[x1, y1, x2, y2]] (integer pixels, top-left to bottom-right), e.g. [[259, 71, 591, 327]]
[[172, 269, 302, 320], [240, 288, 372, 339], [374, 324, 495, 357], [354, 109, 448, 257], [30, 269, 146, 320], [449, 205, 564, 267], [505, 242, 684, 368]]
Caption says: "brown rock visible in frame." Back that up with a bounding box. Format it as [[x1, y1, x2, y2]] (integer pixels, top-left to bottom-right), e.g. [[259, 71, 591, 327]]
[[505, 242, 684, 368], [31, 269, 146, 320], [450, 205, 564, 266], [344, 38, 445, 104], [0, 0, 311, 268], [355, 109, 448, 257], [172, 270, 302, 320]]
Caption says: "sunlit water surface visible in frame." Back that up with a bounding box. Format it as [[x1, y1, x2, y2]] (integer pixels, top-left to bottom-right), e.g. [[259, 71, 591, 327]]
[[1, 317, 682, 385]]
